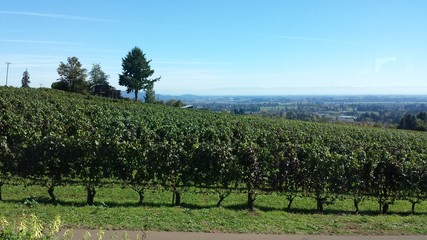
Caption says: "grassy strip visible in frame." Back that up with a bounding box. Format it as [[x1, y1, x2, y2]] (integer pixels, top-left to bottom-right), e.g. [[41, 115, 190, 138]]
[[0, 185, 426, 235]]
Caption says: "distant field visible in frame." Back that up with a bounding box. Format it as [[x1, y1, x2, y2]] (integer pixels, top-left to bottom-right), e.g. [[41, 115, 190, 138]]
[[1, 185, 426, 235], [260, 106, 293, 111]]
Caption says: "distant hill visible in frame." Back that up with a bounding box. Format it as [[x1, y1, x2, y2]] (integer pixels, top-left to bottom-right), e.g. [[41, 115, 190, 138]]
[[121, 91, 201, 102]]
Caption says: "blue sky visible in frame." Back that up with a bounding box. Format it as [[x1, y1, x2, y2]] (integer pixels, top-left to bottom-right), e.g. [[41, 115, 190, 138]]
[[1, 0, 426, 95]]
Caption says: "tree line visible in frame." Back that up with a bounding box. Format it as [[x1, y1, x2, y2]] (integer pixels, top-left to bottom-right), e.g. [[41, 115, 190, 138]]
[[398, 112, 427, 131], [0, 87, 426, 214], [18, 47, 159, 102]]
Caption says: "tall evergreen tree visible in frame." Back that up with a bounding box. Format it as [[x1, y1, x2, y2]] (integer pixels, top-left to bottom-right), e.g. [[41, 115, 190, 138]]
[[119, 47, 160, 101], [21, 69, 30, 88], [144, 81, 156, 103], [398, 114, 417, 130]]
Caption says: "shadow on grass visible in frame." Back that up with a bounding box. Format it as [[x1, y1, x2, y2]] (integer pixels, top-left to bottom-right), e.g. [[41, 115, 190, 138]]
[[257, 205, 423, 216], [2, 197, 426, 216], [2, 197, 211, 209], [222, 203, 249, 211], [217, 203, 425, 216], [179, 202, 217, 210]]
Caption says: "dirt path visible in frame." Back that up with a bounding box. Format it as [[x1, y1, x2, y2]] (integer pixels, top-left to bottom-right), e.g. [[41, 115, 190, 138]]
[[58, 230, 427, 240]]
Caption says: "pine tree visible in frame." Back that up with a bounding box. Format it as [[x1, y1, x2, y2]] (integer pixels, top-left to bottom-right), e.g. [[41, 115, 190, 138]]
[[21, 69, 30, 88], [119, 47, 160, 101]]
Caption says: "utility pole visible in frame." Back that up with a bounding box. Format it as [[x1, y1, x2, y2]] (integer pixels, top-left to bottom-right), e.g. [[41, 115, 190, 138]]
[[5, 62, 11, 86]]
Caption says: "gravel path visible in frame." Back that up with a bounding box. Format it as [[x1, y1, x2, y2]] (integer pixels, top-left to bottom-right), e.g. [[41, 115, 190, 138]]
[[58, 230, 427, 240]]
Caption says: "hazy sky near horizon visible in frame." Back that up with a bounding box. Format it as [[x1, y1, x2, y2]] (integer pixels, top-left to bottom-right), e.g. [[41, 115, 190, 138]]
[[1, 0, 426, 95]]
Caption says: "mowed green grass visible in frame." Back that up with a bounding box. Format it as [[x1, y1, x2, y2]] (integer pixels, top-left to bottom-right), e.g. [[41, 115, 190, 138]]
[[0, 185, 426, 235]]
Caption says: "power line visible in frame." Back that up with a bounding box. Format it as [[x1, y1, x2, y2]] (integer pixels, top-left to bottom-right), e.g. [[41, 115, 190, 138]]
[[5, 62, 11, 86]]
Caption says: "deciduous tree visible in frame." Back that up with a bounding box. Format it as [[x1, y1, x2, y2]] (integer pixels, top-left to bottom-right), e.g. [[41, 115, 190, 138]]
[[144, 81, 156, 103], [52, 57, 88, 93], [89, 64, 111, 97]]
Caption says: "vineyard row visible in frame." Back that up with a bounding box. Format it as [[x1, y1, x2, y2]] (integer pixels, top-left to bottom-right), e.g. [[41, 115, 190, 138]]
[[0, 87, 426, 213]]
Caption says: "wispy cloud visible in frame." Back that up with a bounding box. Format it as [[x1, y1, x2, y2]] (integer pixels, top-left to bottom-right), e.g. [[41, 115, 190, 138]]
[[156, 60, 210, 65], [375, 56, 397, 73], [0, 39, 84, 45], [155, 59, 233, 66], [0, 11, 119, 22], [276, 35, 364, 45]]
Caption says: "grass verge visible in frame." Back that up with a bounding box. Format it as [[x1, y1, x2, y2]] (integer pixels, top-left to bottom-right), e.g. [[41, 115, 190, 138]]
[[0, 185, 426, 235]]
